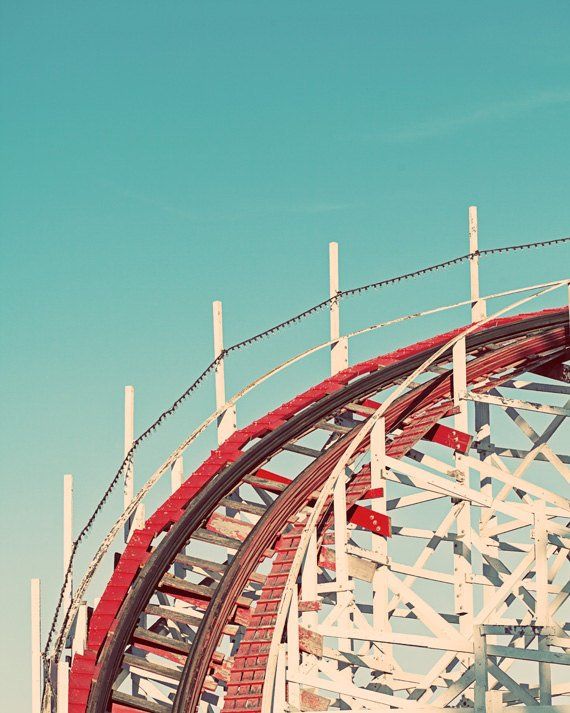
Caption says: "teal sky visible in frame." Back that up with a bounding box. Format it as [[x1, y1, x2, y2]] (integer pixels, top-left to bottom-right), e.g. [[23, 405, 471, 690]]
[[1, 2, 570, 709]]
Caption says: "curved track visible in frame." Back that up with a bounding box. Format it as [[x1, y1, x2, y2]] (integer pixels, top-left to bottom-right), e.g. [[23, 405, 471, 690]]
[[68, 308, 569, 713]]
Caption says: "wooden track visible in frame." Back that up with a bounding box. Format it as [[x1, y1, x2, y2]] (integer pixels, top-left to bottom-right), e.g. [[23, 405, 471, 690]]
[[66, 308, 569, 713]]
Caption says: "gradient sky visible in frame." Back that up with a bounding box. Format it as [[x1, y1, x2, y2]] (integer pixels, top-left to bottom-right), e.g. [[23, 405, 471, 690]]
[[1, 2, 570, 709]]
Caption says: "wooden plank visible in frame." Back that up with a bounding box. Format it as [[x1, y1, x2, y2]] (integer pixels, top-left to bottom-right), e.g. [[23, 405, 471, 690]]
[[299, 626, 323, 657], [158, 573, 215, 600], [173, 553, 226, 574], [111, 690, 172, 713], [123, 653, 182, 682], [207, 512, 253, 542], [192, 527, 241, 551], [133, 627, 190, 655], [219, 496, 266, 516], [145, 603, 201, 628]]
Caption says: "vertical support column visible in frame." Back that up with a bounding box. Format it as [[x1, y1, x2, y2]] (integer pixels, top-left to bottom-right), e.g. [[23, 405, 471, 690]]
[[534, 500, 549, 624], [56, 659, 69, 713], [31, 578, 41, 713], [485, 690, 502, 712], [123, 385, 135, 542], [333, 467, 352, 654], [71, 602, 88, 657], [286, 586, 301, 709], [274, 644, 287, 710], [469, 206, 486, 322], [567, 280, 570, 331], [63, 473, 73, 615], [171, 456, 185, 580], [300, 529, 318, 628], [171, 456, 183, 494], [538, 633, 552, 705], [452, 338, 474, 651], [329, 242, 348, 375], [473, 625, 487, 713], [213, 301, 236, 445], [370, 417, 392, 673]]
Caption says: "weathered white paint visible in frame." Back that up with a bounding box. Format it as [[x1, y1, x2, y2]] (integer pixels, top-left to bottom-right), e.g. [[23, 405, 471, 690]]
[[212, 300, 236, 444], [31, 578, 41, 713]]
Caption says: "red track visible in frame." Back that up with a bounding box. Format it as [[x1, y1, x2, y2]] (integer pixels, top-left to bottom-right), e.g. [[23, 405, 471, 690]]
[[67, 308, 568, 713]]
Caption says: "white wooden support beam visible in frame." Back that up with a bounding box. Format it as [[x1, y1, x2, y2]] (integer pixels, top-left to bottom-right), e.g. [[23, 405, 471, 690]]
[[469, 206, 486, 322], [56, 659, 69, 713], [63, 473, 73, 616], [452, 338, 474, 647], [31, 578, 41, 713], [212, 301, 236, 445], [539, 633, 552, 705], [534, 500, 549, 625], [274, 644, 287, 711], [332, 466, 352, 656], [171, 456, 183, 494], [300, 529, 318, 629], [463, 390, 570, 418], [329, 242, 348, 375], [71, 602, 87, 657], [370, 417, 392, 670], [123, 385, 135, 542], [287, 586, 301, 709], [473, 626, 488, 713], [484, 690, 502, 712]]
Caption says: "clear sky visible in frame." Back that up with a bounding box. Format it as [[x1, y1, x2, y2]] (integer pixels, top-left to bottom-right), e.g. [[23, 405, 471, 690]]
[[1, 2, 570, 709]]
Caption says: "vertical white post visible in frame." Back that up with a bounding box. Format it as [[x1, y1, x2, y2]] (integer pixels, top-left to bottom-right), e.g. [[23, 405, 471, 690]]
[[473, 626, 487, 713], [538, 633, 552, 705], [370, 417, 392, 671], [213, 301, 236, 445], [31, 578, 41, 713], [123, 385, 135, 542], [63, 474, 73, 615], [534, 500, 549, 624], [71, 602, 88, 657], [329, 242, 348, 375], [171, 456, 183, 494], [485, 690, 502, 712], [274, 644, 287, 710], [300, 529, 318, 628], [56, 659, 69, 713], [452, 338, 474, 653], [333, 468, 351, 654], [469, 206, 486, 322], [286, 586, 301, 709]]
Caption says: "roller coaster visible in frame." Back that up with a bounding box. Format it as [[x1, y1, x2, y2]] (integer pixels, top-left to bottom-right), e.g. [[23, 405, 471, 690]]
[[32, 208, 570, 712]]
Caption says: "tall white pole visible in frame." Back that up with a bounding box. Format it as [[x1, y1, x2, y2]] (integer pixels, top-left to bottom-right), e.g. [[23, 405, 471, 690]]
[[124, 385, 135, 541], [329, 242, 348, 375], [452, 337, 473, 659], [171, 456, 183, 494], [56, 660, 69, 713], [213, 301, 236, 445], [63, 474, 73, 615], [370, 417, 392, 671], [31, 578, 41, 713], [469, 206, 486, 322]]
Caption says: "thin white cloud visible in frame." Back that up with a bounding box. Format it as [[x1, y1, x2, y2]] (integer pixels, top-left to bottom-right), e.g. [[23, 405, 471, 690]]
[[380, 89, 570, 143]]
